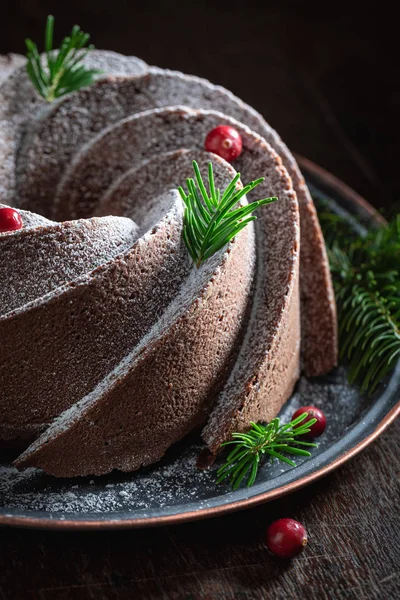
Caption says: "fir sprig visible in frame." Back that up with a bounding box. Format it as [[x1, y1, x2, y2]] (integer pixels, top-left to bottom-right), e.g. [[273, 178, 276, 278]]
[[178, 161, 277, 267], [217, 414, 317, 490], [315, 194, 400, 394], [326, 223, 400, 394], [25, 15, 101, 102]]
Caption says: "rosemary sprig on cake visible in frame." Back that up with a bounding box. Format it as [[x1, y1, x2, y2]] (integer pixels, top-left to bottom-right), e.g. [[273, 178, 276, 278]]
[[217, 414, 318, 490], [179, 161, 277, 267], [25, 15, 100, 102]]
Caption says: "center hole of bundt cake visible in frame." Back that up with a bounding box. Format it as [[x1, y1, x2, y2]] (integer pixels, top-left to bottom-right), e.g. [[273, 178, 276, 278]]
[[92, 150, 239, 237], [96, 186, 181, 236]]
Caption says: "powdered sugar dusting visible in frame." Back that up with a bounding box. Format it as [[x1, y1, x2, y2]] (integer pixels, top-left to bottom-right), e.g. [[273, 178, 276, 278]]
[[0, 214, 139, 314], [0, 367, 383, 517], [0, 51, 147, 205], [0, 53, 25, 85], [1, 51, 335, 481]]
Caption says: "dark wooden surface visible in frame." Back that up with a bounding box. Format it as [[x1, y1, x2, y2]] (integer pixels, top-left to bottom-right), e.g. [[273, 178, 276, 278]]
[[0, 3, 399, 599], [0, 420, 399, 600]]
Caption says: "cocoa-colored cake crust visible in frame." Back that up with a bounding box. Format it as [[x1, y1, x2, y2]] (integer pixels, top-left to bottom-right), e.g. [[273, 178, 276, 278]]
[[0, 150, 247, 443], [0, 52, 148, 206], [14, 110, 299, 477], [0, 193, 188, 441], [16, 210, 255, 476], [14, 149, 257, 475], [0, 50, 337, 478], [15, 69, 336, 376], [0, 210, 139, 314]]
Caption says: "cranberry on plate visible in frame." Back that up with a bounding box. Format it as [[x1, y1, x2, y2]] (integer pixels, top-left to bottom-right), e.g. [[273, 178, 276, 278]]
[[292, 405, 327, 439]]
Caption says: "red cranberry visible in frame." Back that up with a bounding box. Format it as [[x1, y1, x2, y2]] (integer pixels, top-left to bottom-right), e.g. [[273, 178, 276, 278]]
[[204, 125, 243, 162], [266, 518, 307, 558], [0, 207, 23, 233], [292, 405, 327, 439]]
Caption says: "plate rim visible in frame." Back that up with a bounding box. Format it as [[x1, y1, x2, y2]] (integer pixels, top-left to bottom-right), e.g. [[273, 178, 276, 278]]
[[1, 157, 399, 530]]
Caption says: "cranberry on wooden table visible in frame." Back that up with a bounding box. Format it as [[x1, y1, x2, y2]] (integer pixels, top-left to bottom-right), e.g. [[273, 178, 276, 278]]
[[266, 518, 308, 558], [0, 207, 23, 233], [204, 125, 243, 162], [292, 405, 327, 439]]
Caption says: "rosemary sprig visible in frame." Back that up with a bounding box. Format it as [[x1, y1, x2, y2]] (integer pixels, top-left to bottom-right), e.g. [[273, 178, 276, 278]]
[[25, 15, 101, 102], [315, 193, 400, 394], [178, 161, 277, 267], [217, 414, 317, 490]]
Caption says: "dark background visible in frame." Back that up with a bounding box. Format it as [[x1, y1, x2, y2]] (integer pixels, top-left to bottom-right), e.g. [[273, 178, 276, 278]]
[[1, 3, 399, 599], [1, 0, 399, 212]]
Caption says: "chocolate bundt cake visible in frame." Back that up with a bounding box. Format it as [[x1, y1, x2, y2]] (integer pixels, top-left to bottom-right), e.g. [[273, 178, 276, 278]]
[[14, 69, 336, 376], [0, 50, 337, 477]]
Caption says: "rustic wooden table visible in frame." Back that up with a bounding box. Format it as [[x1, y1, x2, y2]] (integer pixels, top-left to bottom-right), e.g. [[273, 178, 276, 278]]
[[0, 3, 399, 599]]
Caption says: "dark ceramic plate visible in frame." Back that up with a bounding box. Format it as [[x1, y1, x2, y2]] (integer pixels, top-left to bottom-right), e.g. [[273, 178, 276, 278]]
[[1, 159, 399, 530]]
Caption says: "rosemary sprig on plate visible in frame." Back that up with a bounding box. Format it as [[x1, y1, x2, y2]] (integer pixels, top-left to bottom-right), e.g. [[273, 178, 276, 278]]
[[178, 161, 277, 267], [25, 15, 101, 102], [217, 414, 317, 490]]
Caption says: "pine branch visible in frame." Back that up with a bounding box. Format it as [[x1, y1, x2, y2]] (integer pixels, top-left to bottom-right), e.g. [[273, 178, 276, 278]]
[[179, 161, 277, 267], [315, 193, 400, 394], [217, 414, 317, 490], [25, 15, 101, 102]]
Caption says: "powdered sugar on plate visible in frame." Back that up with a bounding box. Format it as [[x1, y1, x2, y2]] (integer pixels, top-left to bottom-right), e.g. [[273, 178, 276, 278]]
[[0, 368, 371, 518]]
